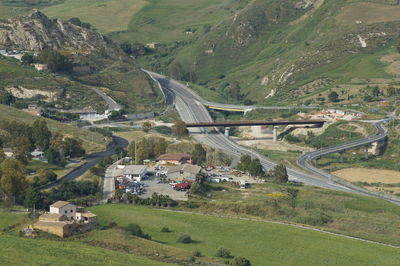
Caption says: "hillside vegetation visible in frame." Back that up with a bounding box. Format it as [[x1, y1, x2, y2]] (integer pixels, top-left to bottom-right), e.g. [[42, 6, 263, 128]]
[[0, 104, 106, 153]]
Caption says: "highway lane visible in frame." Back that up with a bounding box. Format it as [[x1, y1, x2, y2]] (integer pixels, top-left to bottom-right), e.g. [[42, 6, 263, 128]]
[[146, 71, 400, 204], [147, 71, 351, 192], [297, 122, 400, 204]]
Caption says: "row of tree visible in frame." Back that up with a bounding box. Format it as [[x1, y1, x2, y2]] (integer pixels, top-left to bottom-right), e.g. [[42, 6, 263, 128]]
[[127, 136, 168, 164]]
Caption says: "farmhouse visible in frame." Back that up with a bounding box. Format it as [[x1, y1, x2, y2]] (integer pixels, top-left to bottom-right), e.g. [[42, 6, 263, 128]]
[[157, 153, 193, 165], [49, 201, 77, 220], [33, 201, 97, 238]]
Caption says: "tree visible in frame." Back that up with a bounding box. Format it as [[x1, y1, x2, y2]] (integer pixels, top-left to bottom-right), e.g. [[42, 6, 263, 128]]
[[192, 144, 206, 165], [372, 86, 380, 97], [229, 81, 242, 100], [136, 139, 150, 164], [169, 61, 185, 80], [142, 121, 152, 133], [234, 257, 251, 266], [24, 186, 42, 211], [189, 173, 208, 196], [120, 41, 133, 54], [286, 188, 299, 209], [0, 91, 16, 105], [154, 138, 167, 157], [45, 147, 63, 166], [21, 53, 35, 65], [126, 223, 151, 239], [64, 138, 85, 158], [237, 154, 252, 172], [384, 85, 396, 96], [328, 91, 339, 102], [37, 49, 71, 73], [271, 163, 288, 183], [172, 120, 188, 138], [68, 17, 91, 29], [0, 159, 27, 203], [32, 120, 51, 151], [38, 169, 57, 184], [12, 136, 33, 165], [216, 248, 232, 258], [127, 141, 135, 160], [248, 158, 264, 177], [177, 234, 192, 243], [0, 149, 5, 164]]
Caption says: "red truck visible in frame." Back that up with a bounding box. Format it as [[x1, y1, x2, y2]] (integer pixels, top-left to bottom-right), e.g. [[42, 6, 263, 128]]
[[173, 182, 191, 191]]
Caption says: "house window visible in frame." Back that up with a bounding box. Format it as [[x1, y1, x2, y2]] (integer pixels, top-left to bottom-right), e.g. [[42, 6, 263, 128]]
[[65, 210, 67, 214], [70, 210, 73, 213]]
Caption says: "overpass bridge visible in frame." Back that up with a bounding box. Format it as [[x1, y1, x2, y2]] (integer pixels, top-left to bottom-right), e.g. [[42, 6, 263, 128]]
[[186, 120, 325, 141], [203, 102, 318, 113]]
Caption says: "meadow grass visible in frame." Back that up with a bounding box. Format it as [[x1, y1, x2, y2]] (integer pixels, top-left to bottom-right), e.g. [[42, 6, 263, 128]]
[[42, 0, 147, 33], [89, 204, 400, 266], [0, 209, 25, 230]]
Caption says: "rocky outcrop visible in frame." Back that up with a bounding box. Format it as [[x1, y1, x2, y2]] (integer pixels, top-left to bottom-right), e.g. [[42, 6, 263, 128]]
[[0, 9, 123, 57], [5, 86, 58, 102]]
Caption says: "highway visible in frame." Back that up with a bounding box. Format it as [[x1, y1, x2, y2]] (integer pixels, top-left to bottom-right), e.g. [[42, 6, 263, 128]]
[[145, 70, 400, 204], [145, 71, 353, 191]]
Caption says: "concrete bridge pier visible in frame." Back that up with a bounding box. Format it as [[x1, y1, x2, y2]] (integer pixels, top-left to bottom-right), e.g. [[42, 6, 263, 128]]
[[225, 127, 230, 137], [365, 145, 369, 160], [273, 126, 279, 142]]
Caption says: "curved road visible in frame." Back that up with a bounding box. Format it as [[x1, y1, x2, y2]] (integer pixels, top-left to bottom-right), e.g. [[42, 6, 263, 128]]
[[145, 70, 400, 204], [39, 136, 128, 190]]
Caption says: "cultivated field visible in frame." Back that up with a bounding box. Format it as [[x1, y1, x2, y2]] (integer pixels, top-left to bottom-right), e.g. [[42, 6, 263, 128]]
[[89, 204, 400, 266], [333, 167, 400, 183], [42, 0, 147, 33]]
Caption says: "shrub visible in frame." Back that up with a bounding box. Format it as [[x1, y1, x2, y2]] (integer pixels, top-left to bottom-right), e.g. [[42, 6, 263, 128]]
[[126, 223, 151, 240], [160, 227, 171, 232], [177, 234, 192, 244], [294, 210, 333, 226], [234, 256, 251, 266], [216, 247, 232, 258], [192, 250, 202, 257]]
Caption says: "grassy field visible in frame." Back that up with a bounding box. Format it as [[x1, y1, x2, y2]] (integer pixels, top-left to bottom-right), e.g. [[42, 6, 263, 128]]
[[0, 234, 169, 266], [89, 204, 400, 265], [0, 104, 107, 153], [42, 0, 147, 33]]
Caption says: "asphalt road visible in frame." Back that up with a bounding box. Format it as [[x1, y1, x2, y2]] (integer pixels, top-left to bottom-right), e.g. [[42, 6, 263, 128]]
[[146, 70, 400, 204], [39, 136, 128, 190], [90, 87, 122, 111]]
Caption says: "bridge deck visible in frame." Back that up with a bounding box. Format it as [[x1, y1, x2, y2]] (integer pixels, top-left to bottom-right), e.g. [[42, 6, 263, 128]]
[[185, 120, 325, 127]]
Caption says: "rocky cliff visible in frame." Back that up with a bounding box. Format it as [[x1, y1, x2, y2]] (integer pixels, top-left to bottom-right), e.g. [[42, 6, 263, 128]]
[[0, 9, 123, 57]]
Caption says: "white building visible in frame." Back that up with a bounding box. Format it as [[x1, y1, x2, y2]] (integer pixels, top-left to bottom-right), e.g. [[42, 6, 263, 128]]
[[122, 165, 148, 182], [49, 201, 77, 220]]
